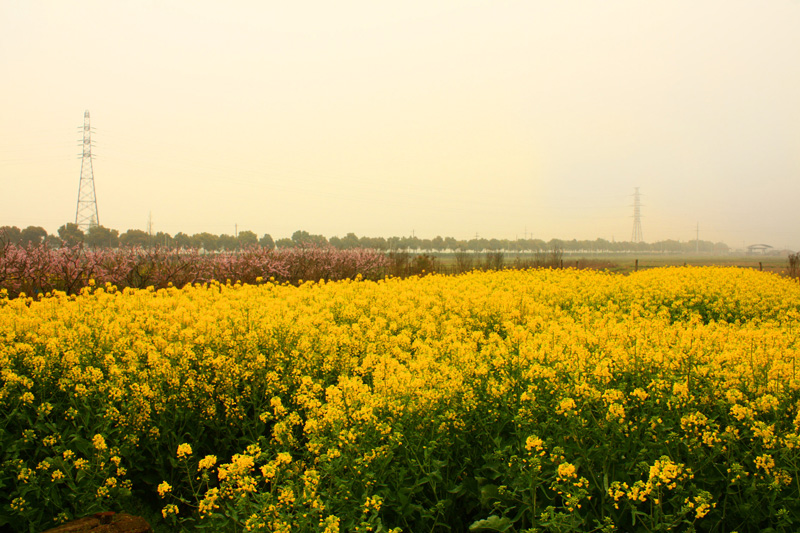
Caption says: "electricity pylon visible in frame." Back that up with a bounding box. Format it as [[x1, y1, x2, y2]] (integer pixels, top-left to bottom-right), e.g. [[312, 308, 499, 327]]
[[75, 110, 99, 231], [631, 187, 643, 243]]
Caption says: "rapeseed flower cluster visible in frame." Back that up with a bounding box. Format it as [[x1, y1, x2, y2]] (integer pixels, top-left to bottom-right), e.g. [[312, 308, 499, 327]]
[[2, 266, 800, 531]]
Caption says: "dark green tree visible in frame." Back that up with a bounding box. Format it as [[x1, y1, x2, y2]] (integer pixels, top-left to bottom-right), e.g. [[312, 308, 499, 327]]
[[20, 226, 48, 247], [218, 234, 238, 251], [119, 229, 151, 247], [193, 233, 220, 251], [360, 236, 387, 250], [154, 232, 173, 248], [173, 232, 192, 248], [57, 223, 85, 247], [468, 238, 489, 252], [238, 230, 258, 247], [341, 232, 360, 249], [85, 225, 119, 248], [259, 234, 275, 250], [45, 234, 62, 248], [291, 230, 327, 246], [0, 226, 22, 245]]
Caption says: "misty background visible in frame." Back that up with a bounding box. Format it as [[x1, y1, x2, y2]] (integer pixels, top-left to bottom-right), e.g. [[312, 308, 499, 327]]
[[2, 1, 799, 250]]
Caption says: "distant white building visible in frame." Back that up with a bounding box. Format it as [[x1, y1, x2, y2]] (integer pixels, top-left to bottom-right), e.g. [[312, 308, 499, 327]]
[[747, 244, 773, 255]]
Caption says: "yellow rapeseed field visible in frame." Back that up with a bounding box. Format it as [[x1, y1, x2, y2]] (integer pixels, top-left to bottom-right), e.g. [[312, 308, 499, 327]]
[[2, 267, 800, 532]]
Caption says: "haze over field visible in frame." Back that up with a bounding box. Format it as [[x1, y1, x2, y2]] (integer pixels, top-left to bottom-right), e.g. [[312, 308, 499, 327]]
[[2, 1, 799, 250]]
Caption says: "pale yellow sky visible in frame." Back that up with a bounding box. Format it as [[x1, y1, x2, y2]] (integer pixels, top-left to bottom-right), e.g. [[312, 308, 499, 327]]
[[2, 1, 800, 249]]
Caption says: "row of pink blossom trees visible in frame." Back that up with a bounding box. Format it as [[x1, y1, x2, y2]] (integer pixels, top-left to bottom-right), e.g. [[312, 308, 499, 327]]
[[0, 243, 388, 299]]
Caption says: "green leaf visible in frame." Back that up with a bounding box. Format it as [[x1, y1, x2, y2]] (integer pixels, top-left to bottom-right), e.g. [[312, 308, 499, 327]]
[[447, 483, 464, 496], [469, 515, 513, 532], [480, 484, 499, 506]]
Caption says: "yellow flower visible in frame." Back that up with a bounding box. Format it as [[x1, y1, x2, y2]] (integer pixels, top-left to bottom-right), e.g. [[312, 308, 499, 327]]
[[5, 265, 800, 530], [755, 454, 775, 474], [631, 388, 649, 402], [321, 515, 340, 533], [278, 487, 296, 506], [363, 495, 383, 513], [672, 381, 689, 398], [607, 481, 628, 505], [198, 455, 217, 471], [198, 488, 220, 517], [17, 468, 33, 482], [730, 404, 751, 421], [606, 402, 626, 423], [525, 435, 544, 452], [557, 462, 577, 480], [157, 481, 172, 497], [626, 480, 651, 503], [260, 463, 276, 480], [691, 491, 716, 519], [556, 398, 577, 416], [176, 443, 193, 459], [10, 497, 26, 512], [649, 457, 683, 488], [92, 434, 107, 452], [276, 452, 292, 465]]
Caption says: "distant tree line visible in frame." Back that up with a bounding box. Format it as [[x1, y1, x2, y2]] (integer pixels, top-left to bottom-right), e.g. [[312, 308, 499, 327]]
[[0, 224, 731, 254]]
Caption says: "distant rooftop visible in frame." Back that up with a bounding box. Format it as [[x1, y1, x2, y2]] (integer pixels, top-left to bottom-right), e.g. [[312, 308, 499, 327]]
[[747, 244, 773, 254]]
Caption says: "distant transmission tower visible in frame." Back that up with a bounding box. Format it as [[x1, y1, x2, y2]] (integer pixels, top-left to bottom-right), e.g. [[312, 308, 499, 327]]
[[631, 187, 643, 243], [75, 110, 99, 231]]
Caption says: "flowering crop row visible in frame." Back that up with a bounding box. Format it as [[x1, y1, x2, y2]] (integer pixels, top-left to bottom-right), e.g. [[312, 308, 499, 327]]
[[2, 267, 800, 531], [0, 243, 387, 298]]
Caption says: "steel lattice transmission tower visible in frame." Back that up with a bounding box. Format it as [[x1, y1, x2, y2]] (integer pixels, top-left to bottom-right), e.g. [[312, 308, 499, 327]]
[[631, 187, 643, 243], [75, 110, 100, 231]]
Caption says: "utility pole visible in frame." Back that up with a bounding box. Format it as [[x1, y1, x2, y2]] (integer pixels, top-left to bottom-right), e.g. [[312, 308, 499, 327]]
[[75, 110, 100, 231], [147, 211, 154, 248], [696, 222, 699, 253]]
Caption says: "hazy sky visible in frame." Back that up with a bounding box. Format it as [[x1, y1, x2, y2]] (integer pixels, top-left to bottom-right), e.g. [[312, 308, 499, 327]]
[[2, 1, 799, 249]]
